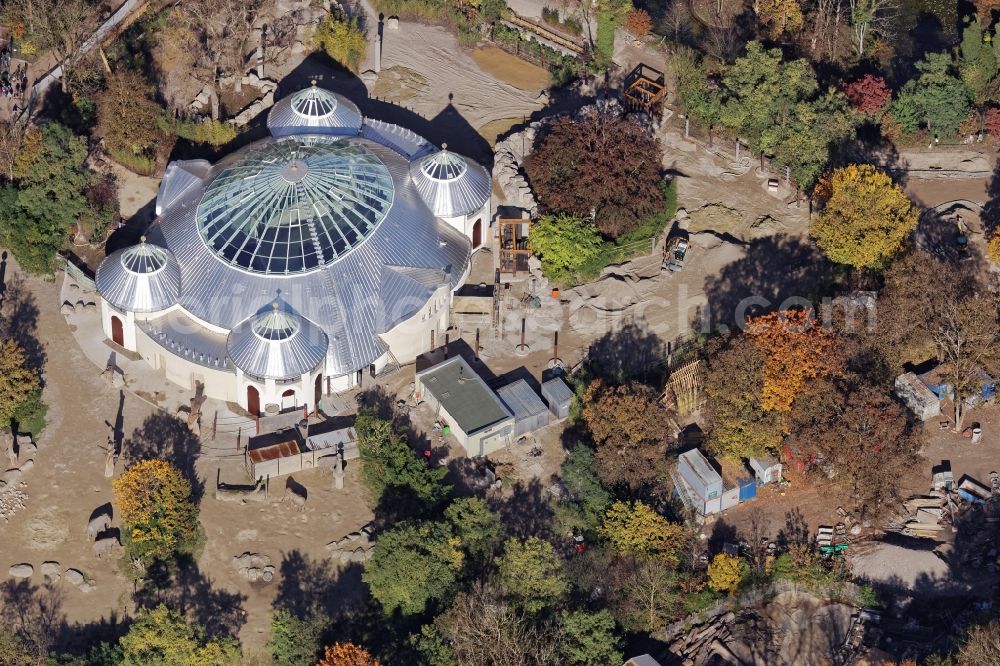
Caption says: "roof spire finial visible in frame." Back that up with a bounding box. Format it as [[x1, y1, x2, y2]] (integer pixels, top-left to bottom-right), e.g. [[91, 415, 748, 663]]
[[311, 79, 317, 87], [140, 235, 147, 243], [441, 142, 448, 151], [272, 300, 280, 311]]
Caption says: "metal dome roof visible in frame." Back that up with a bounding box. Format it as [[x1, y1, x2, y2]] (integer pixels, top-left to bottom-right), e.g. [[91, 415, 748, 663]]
[[96, 239, 181, 313], [148, 134, 472, 378], [226, 302, 329, 380], [409, 146, 491, 218], [267, 84, 364, 138], [195, 137, 395, 276]]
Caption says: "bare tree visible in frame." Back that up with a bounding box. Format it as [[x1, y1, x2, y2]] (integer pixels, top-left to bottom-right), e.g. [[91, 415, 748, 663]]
[[662, 1, 694, 44], [804, 0, 845, 60], [438, 581, 558, 666], [847, 0, 898, 57], [174, 0, 273, 118], [5, 0, 103, 92]]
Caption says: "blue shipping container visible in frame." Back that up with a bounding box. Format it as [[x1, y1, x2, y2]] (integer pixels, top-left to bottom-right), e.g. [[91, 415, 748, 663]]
[[738, 476, 757, 501]]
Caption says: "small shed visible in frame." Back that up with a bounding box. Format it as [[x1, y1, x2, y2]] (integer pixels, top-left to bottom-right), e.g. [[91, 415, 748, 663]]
[[415, 356, 515, 456], [541, 376, 574, 420], [497, 379, 549, 436], [894, 372, 941, 421], [624, 656, 662, 666], [749, 454, 782, 484], [678, 449, 723, 501]]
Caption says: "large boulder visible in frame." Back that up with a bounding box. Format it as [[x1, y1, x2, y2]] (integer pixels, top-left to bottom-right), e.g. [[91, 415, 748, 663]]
[[8, 563, 33, 578], [64, 568, 85, 586], [40, 561, 61, 583]]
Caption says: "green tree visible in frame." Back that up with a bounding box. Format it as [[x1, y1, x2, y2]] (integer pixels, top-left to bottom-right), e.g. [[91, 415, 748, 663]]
[[0, 340, 40, 429], [912, 52, 972, 136], [672, 47, 722, 127], [356, 410, 450, 518], [0, 122, 97, 272], [444, 497, 502, 567], [889, 83, 921, 135], [959, 18, 999, 105], [599, 501, 687, 565], [556, 446, 611, 535], [716, 42, 855, 188], [809, 164, 917, 270], [312, 14, 367, 72], [363, 520, 463, 615], [528, 214, 605, 285], [556, 609, 622, 666], [498, 537, 568, 614], [119, 605, 239, 666], [411, 625, 456, 666], [266, 610, 326, 666]]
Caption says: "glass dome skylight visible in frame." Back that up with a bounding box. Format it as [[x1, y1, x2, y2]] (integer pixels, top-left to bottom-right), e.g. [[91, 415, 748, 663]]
[[121, 237, 169, 274], [420, 145, 468, 181], [253, 303, 300, 341], [291, 86, 338, 119], [195, 137, 394, 275]]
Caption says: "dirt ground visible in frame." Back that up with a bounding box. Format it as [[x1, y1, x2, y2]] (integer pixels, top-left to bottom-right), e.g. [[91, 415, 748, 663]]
[[469, 46, 550, 92], [0, 257, 377, 657]]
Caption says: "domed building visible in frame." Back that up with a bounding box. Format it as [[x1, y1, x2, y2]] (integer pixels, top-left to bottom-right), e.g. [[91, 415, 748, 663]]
[[95, 85, 491, 415]]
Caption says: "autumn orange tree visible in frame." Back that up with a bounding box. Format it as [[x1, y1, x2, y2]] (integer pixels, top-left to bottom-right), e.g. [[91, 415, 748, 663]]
[[317, 642, 380, 666], [746, 310, 841, 413], [581, 380, 671, 491], [113, 459, 200, 566]]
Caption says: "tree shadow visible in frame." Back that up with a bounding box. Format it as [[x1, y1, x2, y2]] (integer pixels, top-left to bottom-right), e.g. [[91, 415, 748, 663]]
[[581, 322, 667, 386], [980, 158, 1000, 236], [491, 477, 555, 540], [775, 508, 811, 552], [914, 202, 986, 272], [134, 555, 247, 640], [700, 234, 838, 333], [0, 272, 45, 373], [272, 550, 367, 620], [0, 579, 65, 658], [123, 412, 204, 501], [707, 518, 738, 555]]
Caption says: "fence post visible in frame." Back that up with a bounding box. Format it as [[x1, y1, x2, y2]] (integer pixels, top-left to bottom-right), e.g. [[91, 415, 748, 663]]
[[212, 410, 218, 441]]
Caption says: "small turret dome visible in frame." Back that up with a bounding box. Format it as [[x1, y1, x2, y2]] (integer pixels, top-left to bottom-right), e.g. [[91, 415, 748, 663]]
[[96, 238, 181, 313]]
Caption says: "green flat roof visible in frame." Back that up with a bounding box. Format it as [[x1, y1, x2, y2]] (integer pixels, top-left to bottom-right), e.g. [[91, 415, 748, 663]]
[[418, 356, 512, 434]]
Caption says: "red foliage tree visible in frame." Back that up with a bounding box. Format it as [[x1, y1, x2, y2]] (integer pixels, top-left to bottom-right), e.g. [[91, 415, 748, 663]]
[[844, 74, 891, 117], [985, 107, 1000, 143], [525, 108, 665, 238], [623, 9, 652, 36]]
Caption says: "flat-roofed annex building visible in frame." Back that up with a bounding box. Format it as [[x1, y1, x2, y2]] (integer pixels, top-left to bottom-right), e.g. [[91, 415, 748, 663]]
[[95, 85, 491, 416]]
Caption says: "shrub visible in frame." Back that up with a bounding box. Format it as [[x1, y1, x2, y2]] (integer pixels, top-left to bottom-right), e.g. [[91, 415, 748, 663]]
[[312, 13, 368, 72], [529, 214, 605, 285]]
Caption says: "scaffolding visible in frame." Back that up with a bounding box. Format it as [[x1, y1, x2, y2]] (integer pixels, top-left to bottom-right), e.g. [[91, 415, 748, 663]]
[[622, 64, 667, 115], [662, 358, 705, 416], [498, 217, 532, 276]]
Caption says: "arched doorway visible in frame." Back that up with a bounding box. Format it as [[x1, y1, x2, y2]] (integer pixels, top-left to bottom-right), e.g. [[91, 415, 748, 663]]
[[281, 389, 296, 410], [472, 218, 482, 248], [314, 374, 323, 410], [246, 385, 260, 417], [110, 315, 124, 347]]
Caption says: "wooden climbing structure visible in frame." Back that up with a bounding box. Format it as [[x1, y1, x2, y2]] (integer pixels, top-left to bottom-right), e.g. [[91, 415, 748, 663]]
[[622, 64, 667, 115], [498, 217, 532, 276], [662, 358, 705, 416]]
